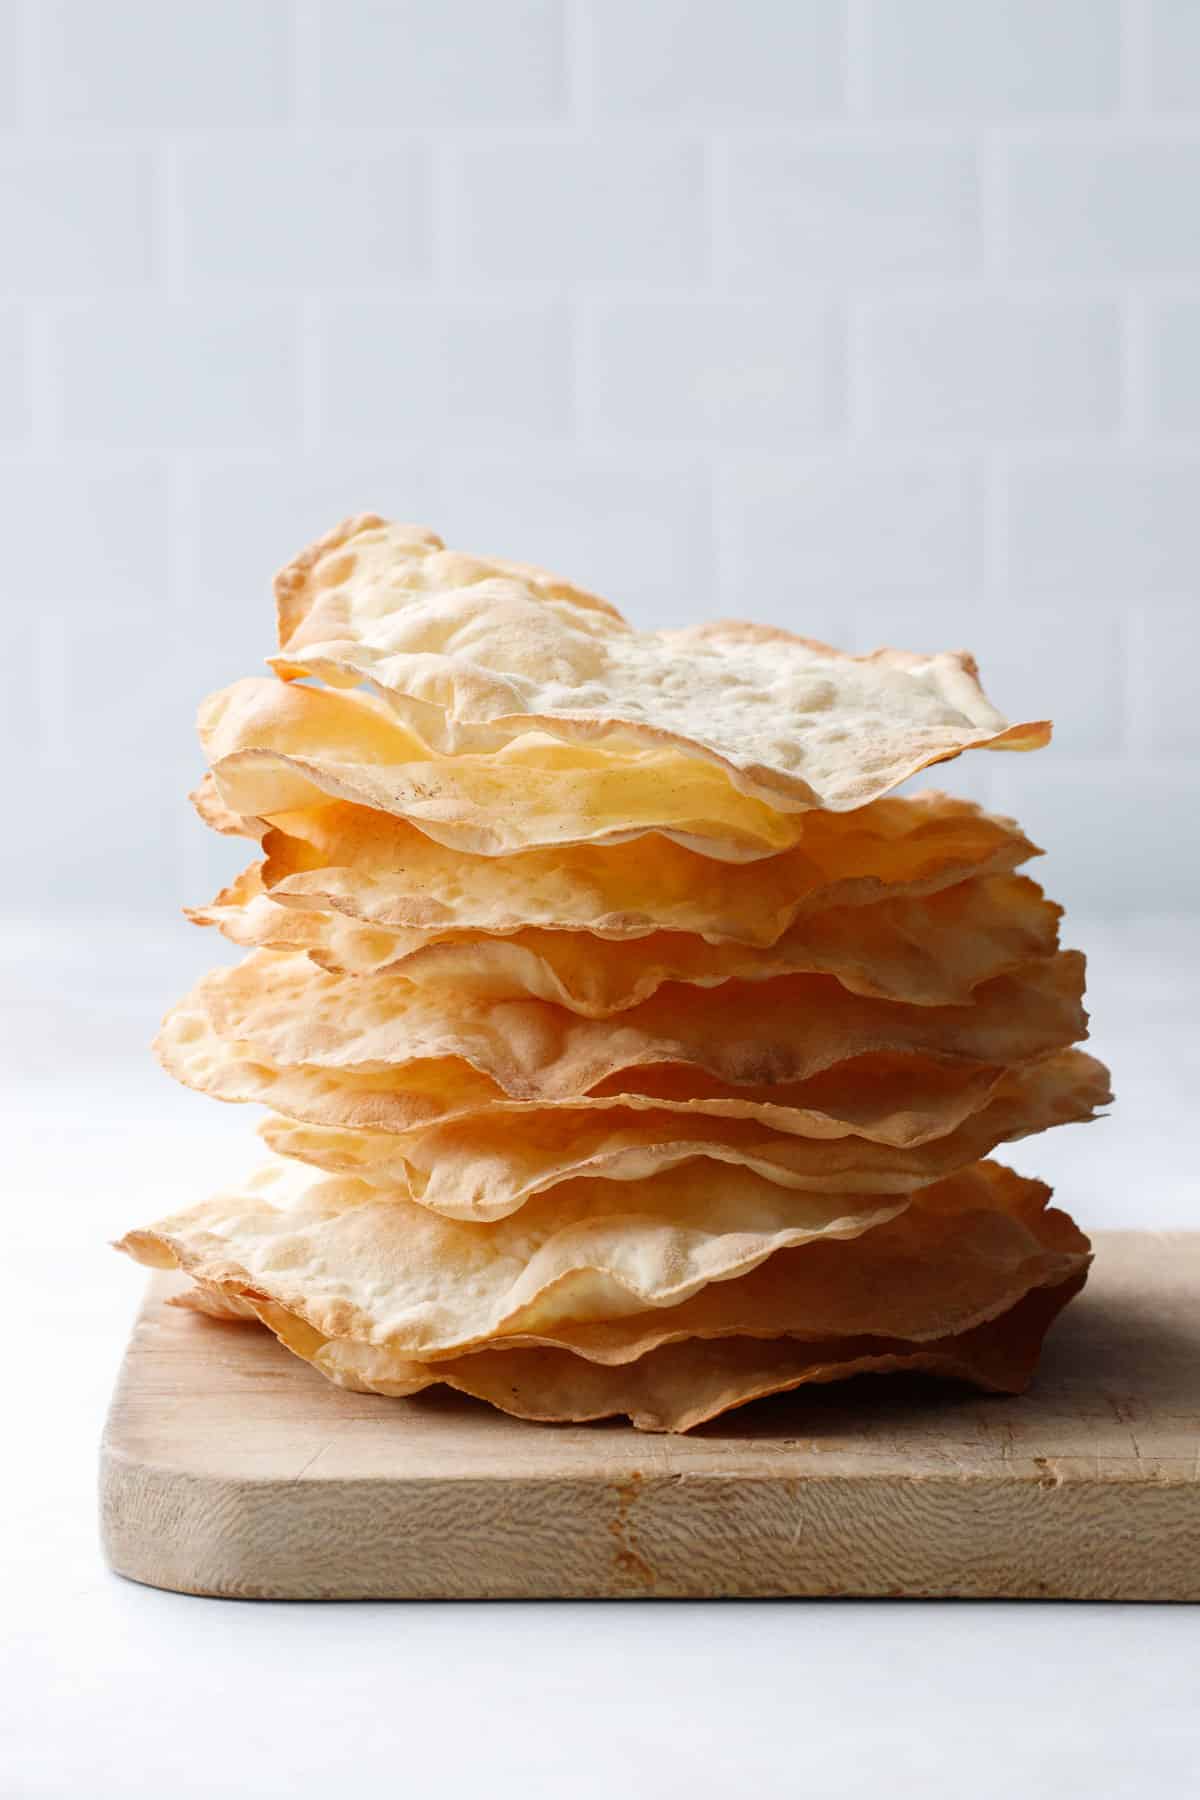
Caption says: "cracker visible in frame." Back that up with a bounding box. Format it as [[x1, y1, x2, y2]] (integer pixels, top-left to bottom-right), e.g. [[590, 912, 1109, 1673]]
[[169, 946, 1088, 1100], [194, 870, 1062, 1012], [131, 1160, 1088, 1430], [275, 1273, 1085, 1431], [203, 677, 818, 861], [259, 1049, 1110, 1220], [250, 789, 1040, 949], [118, 1159, 1083, 1370], [118, 1152, 913, 1359], [270, 516, 1050, 813], [159, 997, 1016, 1143]]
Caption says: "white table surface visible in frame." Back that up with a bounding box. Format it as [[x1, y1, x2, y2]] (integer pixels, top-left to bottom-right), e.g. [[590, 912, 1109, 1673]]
[[3, 917, 1198, 1799]]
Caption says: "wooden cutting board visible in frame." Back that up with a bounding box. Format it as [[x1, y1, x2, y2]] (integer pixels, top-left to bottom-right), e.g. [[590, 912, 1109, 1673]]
[[100, 1230, 1200, 1602]]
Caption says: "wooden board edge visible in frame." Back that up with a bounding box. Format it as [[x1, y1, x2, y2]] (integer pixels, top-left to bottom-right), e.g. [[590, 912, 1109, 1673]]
[[99, 1442, 1200, 1603]]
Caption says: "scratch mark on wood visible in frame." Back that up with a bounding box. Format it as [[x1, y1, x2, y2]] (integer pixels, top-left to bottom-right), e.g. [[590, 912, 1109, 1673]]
[[291, 1435, 341, 1482]]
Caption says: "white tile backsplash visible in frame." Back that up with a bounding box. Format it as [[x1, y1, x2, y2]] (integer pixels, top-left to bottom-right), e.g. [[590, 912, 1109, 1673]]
[[314, 0, 566, 125], [865, 0, 1121, 118], [1004, 456, 1200, 594], [31, 0, 294, 128], [2, 0, 1196, 919], [314, 297, 573, 443], [172, 142, 433, 288], [0, 308, 29, 440], [1148, 0, 1200, 113], [0, 1, 16, 127], [859, 298, 1122, 436], [1003, 139, 1200, 275], [0, 148, 154, 296], [721, 456, 983, 605], [450, 137, 708, 283], [580, 299, 845, 443], [1146, 299, 1200, 432], [586, 0, 846, 122], [1142, 601, 1200, 754], [720, 139, 982, 281], [53, 301, 304, 447]]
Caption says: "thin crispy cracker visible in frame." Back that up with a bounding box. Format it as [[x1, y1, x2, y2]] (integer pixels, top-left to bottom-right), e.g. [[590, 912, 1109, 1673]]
[[193, 870, 1061, 1012], [167, 946, 1087, 1101], [202, 677, 818, 861], [269, 516, 1050, 813], [259, 1049, 1109, 1219], [153, 1168, 1089, 1430], [117, 1153, 914, 1360], [247, 789, 1040, 949], [280, 1272, 1086, 1431], [158, 998, 1017, 1143], [189, 772, 256, 838]]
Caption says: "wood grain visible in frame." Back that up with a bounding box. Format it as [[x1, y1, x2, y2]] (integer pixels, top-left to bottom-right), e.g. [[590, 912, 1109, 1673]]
[[100, 1230, 1200, 1601]]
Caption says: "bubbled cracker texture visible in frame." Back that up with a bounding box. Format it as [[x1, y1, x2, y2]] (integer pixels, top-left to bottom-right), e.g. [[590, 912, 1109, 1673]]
[[117, 1159, 1087, 1370], [164, 947, 1089, 1097], [269, 517, 1049, 811], [255, 1051, 1110, 1221], [118, 517, 1109, 1431], [230, 786, 1043, 943], [192, 869, 1064, 1010]]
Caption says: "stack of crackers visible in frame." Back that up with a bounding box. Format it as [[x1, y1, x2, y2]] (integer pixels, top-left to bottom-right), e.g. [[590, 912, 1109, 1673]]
[[118, 518, 1109, 1432]]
